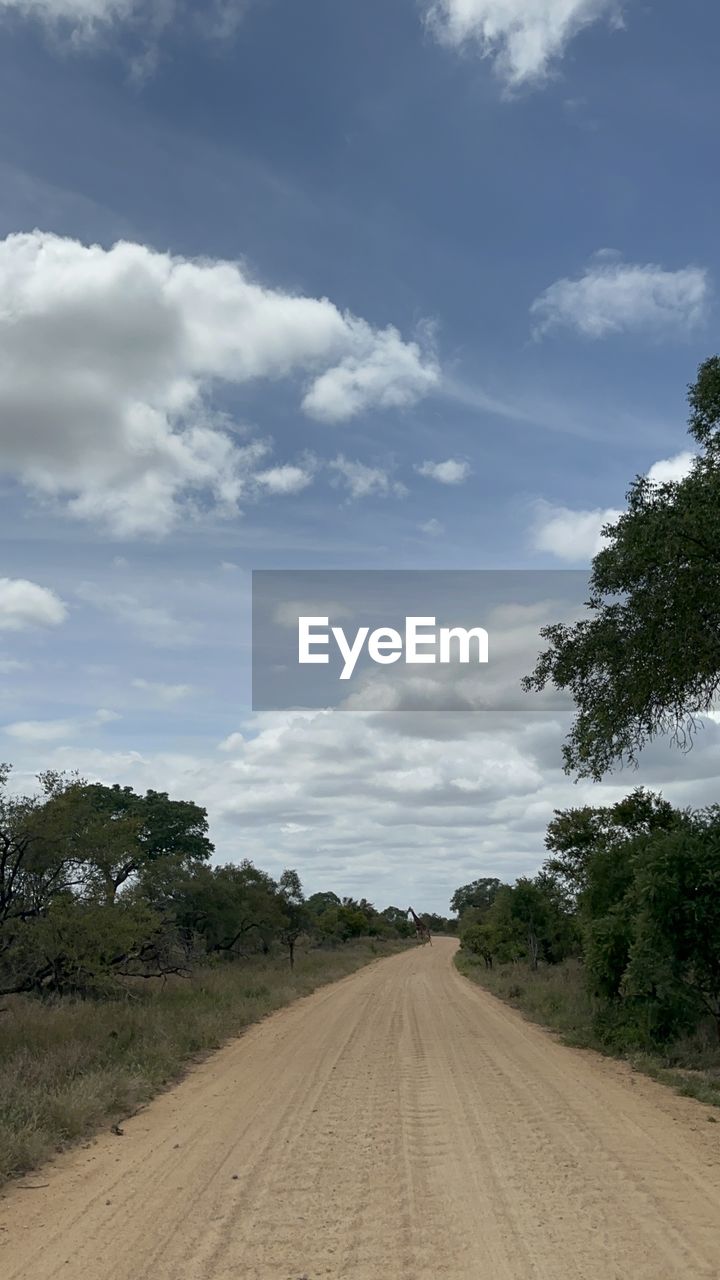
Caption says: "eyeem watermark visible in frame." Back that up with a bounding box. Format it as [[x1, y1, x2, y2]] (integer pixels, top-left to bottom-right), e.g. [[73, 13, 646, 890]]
[[299, 616, 489, 680], [252, 569, 588, 712]]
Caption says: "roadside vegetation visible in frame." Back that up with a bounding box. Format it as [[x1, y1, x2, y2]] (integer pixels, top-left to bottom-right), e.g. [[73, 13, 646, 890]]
[[453, 789, 720, 1107], [455, 358, 720, 1110], [0, 765, 454, 1185], [0, 940, 406, 1187], [457, 954, 720, 1109]]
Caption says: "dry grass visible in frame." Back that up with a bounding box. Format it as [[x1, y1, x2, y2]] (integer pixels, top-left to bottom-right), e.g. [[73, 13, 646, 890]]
[[0, 940, 405, 1186], [456, 951, 720, 1109]]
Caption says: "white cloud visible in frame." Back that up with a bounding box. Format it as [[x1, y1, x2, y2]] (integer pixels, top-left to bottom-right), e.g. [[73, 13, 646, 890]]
[[426, 0, 623, 88], [0, 0, 252, 44], [531, 253, 709, 339], [4, 718, 81, 744], [0, 657, 28, 673], [329, 456, 407, 501], [32, 692, 720, 911], [0, 231, 437, 535], [132, 677, 195, 703], [4, 706, 118, 744], [302, 326, 437, 424], [532, 501, 621, 561], [647, 451, 695, 484], [8, 582, 720, 909], [0, 0, 138, 32], [419, 517, 445, 536], [416, 457, 471, 484], [533, 451, 698, 561], [255, 464, 314, 495], [77, 583, 193, 647], [0, 578, 67, 631]]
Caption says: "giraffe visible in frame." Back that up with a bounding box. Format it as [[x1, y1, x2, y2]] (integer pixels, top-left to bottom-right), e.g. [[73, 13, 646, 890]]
[[407, 907, 432, 946]]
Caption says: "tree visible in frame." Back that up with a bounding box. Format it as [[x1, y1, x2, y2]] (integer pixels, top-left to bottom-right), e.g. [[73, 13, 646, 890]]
[[68, 783, 213, 904], [0, 769, 215, 995], [3, 896, 183, 997], [450, 877, 502, 919], [545, 789, 678, 899], [380, 906, 414, 938], [461, 921, 495, 968], [524, 357, 720, 779], [463, 876, 575, 970], [170, 862, 283, 957], [306, 891, 342, 916], [623, 809, 720, 1041], [278, 869, 308, 969], [0, 767, 82, 938], [424, 911, 456, 935]]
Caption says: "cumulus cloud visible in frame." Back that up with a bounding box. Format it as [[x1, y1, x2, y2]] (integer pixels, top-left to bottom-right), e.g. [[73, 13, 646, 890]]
[[132, 678, 195, 703], [0, 231, 437, 535], [425, 0, 623, 88], [419, 517, 445, 536], [532, 501, 621, 561], [40, 709, 558, 902], [255, 464, 314, 495], [76, 583, 193, 647], [302, 326, 437, 423], [0, 0, 251, 45], [0, 578, 67, 630], [647, 451, 695, 484], [4, 707, 118, 743], [530, 253, 709, 339], [416, 457, 471, 485], [329, 456, 407, 501], [6, 585, 719, 909], [27, 696, 720, 910], [0, 0, 138, 31], [533, 452, 698, 561]]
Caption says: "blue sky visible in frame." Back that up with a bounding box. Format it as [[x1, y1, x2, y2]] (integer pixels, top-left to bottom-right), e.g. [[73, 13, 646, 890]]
[[0, 0, 718, 910]]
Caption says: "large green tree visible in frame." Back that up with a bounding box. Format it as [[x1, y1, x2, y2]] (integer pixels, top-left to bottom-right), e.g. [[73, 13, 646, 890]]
[[66, 782, 214, 904], [524, 357, 720, 779], [545, 788, 678, 898], [0, 771, 214, 994], [623, 808, 720, 1040], [0, 767, 83, 937], [170, 861, 283, 956], [450, 877, 502, 919]]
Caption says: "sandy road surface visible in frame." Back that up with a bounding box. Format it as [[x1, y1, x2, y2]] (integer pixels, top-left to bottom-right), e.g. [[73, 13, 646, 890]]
[[2, 940, 720, 1279]]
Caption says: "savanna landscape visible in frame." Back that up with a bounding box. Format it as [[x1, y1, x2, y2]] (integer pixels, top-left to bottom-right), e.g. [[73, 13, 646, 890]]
[[2, 360, 720, 1277], [1, 2, 720, 1276]]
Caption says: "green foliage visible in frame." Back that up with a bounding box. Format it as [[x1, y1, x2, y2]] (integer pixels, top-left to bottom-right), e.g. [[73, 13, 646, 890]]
[[456, 952, 720, 1108], [524, 357, 720, 779], [379, 905, 415, 938], [0, 766, 415, 997], [458, 872, 575, 970], [170, 861, 283, 956], [451, 877, 501, 918], [454, 785, 720, 1054], [60, 780, 214, 903], [623, 811, 720, 1039]]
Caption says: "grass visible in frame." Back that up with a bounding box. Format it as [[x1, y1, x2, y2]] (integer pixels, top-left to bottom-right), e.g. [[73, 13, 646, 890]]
[[455, 951, 720, 1110], [0, 939, 406, 1187]]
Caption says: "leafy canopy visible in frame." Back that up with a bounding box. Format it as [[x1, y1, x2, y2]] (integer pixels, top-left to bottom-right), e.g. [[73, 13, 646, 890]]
[[524, 357, 720, 779]]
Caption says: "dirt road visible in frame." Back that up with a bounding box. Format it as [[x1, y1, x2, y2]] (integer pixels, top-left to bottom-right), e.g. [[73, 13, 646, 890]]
[[2, 939, 720, 1279]]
